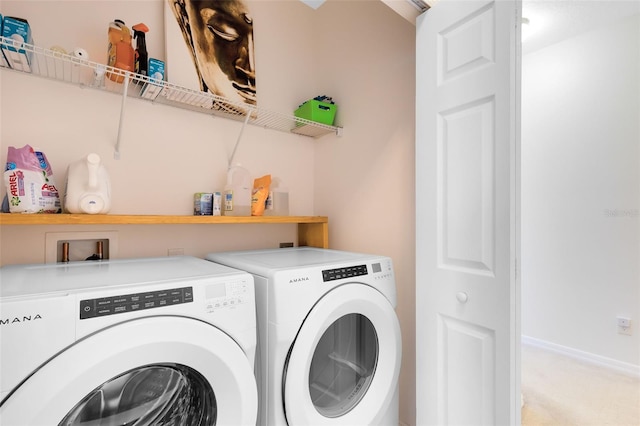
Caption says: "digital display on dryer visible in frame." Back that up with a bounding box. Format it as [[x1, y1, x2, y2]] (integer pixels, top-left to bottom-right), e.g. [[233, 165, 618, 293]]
[[322, 265, 368, 282], [80, 287, 193, 319]]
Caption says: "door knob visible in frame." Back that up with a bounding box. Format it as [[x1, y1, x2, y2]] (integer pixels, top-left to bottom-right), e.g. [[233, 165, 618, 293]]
[[456, 292, 469, 303]]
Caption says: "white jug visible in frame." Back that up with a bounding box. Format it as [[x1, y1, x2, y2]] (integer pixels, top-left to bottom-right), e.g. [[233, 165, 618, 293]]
[[65, 153, 111, 214], [223, 164, 251, 216]]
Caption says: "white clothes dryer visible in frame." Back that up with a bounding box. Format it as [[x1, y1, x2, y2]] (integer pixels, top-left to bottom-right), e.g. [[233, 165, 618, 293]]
[[0, 256, 258, 426], [206, 247, 402, 426]]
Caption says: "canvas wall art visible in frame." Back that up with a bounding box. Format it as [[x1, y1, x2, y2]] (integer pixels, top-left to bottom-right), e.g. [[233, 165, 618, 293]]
[[165, 0, 257, 110]]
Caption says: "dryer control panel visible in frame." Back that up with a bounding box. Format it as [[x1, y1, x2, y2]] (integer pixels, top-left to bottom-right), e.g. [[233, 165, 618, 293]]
[[322, 264, 368, 282], [80, 287, 193, 319]]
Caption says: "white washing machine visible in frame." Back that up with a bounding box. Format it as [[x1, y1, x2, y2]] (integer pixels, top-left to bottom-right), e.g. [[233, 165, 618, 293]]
[[0, 256, 258, 426], [206, 247, 402, 426]]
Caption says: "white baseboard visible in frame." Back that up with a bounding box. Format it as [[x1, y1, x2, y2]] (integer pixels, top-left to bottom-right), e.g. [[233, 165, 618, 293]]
[[522, 335, 640, 378]]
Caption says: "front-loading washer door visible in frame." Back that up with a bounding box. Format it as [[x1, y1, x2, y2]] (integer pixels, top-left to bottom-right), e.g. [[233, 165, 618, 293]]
[[0, 316, 257, 426], [283, 283, 401, 425]]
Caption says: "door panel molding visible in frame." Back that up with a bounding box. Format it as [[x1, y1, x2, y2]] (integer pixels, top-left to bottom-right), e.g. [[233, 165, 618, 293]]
[[438, 95, 496, 276], [438, 1, 496, 85], [437, 314, 496, 425]]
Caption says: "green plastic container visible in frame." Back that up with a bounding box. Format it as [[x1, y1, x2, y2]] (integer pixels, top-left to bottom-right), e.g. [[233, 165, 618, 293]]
[[295, 100, 336, 125]]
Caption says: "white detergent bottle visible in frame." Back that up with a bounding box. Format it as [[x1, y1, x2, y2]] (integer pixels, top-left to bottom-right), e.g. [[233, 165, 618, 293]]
[[264, 177, 289, 216], [65, 153, 112, 214], [223, 164, 251, 216]]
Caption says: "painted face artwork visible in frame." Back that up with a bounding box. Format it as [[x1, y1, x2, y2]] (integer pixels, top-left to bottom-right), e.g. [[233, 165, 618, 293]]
[[171, 0, 257, 106]]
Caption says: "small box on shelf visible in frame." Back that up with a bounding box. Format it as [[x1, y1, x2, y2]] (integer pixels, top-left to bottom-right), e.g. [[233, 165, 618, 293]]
[[1, 17, 33, 72], [140, 58, 165, 100], [295, 99, 336, 126]]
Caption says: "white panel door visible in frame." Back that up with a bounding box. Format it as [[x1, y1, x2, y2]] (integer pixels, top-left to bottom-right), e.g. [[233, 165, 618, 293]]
[[416, 0, 521, 425]]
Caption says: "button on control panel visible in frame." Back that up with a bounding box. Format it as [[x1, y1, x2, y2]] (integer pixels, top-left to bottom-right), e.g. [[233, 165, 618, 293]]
[[322, 264, 368, 282], [80, 287, 193, 319]]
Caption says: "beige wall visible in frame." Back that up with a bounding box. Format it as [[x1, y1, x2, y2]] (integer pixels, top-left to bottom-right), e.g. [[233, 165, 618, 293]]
[[0, 0, 417, 424], [310, 1, 417, 423]]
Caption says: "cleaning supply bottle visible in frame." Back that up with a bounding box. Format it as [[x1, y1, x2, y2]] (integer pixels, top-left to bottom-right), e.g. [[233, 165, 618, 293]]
[[132, 23, 149, 76], [223, 164, 251, 216], [107, 19, 134, 83], [264, 177, 289, 216], [64, 153, 112, 214], [107, 19, 124, 72]]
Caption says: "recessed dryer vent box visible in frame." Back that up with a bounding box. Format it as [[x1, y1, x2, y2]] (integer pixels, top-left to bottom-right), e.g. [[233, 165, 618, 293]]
[[45, 231, 119, 263], [1, 16, 33, 72]]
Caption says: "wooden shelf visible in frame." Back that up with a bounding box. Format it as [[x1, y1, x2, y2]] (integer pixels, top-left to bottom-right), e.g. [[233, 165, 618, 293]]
[[0, 214, 329, 248], [0, 213, 326, 225]]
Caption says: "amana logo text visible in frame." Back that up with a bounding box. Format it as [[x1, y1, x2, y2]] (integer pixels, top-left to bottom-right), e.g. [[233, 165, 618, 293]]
[[289, 277, 310, 284], [1, 314, 43, 325]]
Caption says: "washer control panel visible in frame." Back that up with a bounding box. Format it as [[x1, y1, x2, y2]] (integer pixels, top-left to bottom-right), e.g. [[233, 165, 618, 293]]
[[204, 280, 250, 313], [322, 264, 368, 282], [80, 287, 193, 319]]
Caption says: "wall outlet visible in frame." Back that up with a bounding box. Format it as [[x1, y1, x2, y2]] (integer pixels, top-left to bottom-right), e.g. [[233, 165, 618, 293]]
[[45, 231, 118, 263], [617, 316, 632, 336]]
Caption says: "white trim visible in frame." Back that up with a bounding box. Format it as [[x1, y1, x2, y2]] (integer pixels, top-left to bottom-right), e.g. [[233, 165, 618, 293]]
[[522, 335, 640, 378]]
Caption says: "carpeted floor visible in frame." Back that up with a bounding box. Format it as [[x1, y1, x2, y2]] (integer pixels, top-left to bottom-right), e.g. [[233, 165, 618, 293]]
[[521, 344, 640, 425]]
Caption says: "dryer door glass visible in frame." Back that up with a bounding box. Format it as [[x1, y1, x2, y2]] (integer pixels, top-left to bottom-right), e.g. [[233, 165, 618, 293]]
[[308, 313, 378, 417], [59, 364, 216, 426]]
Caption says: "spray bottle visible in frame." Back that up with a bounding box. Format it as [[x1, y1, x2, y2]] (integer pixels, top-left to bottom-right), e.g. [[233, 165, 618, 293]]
[[132, 23, 149, 76]]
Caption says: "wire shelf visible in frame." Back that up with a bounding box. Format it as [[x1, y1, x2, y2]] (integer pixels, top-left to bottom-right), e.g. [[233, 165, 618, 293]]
[[0, 37, 341, 138]]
